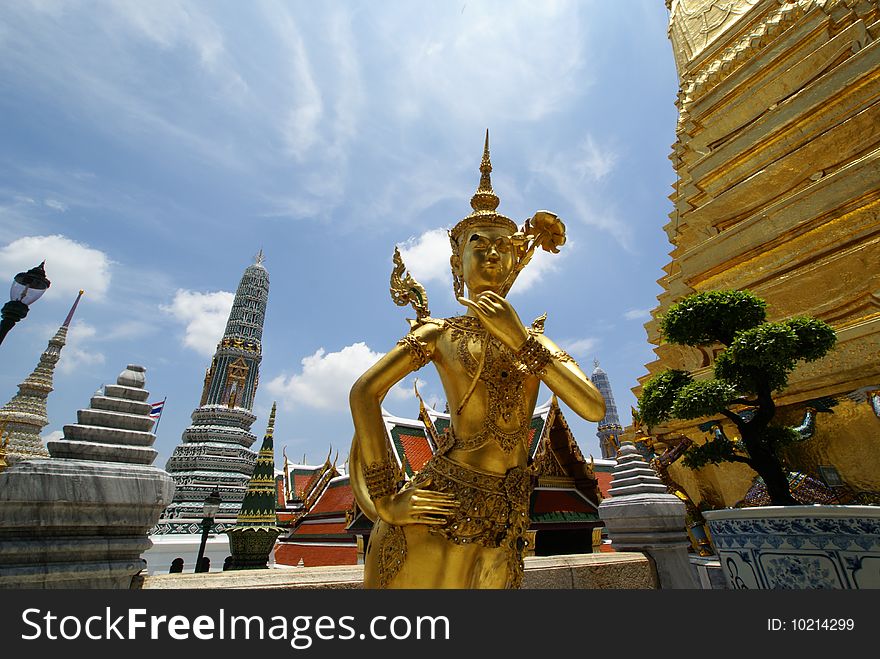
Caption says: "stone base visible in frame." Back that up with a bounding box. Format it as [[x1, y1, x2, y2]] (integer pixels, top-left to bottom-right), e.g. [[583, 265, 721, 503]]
[[689, 555, 728, 590], [139, 552, 658, 589], [599, 493, 700, 589], [226, 526, 283, 570], [0, 458, 175, 589]]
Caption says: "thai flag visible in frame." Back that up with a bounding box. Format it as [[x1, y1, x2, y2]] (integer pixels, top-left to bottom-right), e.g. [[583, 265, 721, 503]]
[[149, 400, 165, 419]]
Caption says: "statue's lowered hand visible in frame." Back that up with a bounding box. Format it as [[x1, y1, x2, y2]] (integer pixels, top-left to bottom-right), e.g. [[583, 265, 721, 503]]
[[374, 476, 459, 527]]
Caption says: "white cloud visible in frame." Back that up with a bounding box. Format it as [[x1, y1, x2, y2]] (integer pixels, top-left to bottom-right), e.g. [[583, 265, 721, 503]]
[[397, 229, 452, 286], [559, 336, 599, 357], [386, 2, 588, 123], [365, 157, 463, 227], [277, 15, 323, 161], [573, 135, 617, 181], [58, 320, 106, 374], [532, 134, 631, 249], [106, 0, 227, 70], [0, 1, 248, 170], [267, 342, 409, 412], [161, 289, 234, 356], [624, 308, 651, 321], [0, 234, 112, 301], [41, 430, 64, 442], [508, 248, 562, 295], [44, 198, 68, 212]]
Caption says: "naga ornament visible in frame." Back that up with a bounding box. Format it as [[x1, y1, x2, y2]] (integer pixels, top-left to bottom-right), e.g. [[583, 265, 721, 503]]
[[390, 247, 431, 322]]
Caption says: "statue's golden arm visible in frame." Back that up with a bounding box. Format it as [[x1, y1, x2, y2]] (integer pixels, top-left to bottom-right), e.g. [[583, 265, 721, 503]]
[[349, 323, 456, 524], [349, 340, 415, 521], [535, 334, 606, 423]]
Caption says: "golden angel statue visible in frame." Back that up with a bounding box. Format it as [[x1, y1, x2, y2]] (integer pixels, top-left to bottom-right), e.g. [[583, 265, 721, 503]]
[[349, 132, 605, 588]]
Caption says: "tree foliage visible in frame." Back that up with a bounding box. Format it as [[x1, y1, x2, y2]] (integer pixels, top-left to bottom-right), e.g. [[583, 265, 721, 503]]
[[681, 432, 741, 469], [670, 379, 737, 420], [661, 290, 766, 346], [637, 289, 837, 506], [638, 369, 692, 427]]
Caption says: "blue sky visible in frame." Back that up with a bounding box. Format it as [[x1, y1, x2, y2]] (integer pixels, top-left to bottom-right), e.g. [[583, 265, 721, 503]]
[[0, 1, 679, 469]]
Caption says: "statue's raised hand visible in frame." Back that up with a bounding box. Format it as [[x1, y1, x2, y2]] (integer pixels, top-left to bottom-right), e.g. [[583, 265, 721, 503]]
[[374, 476, 459, 526], [458, 291, 529, 351]]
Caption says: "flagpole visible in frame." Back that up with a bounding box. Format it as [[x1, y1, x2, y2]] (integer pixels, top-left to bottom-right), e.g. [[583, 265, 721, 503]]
[[153, 396, 167, 435]]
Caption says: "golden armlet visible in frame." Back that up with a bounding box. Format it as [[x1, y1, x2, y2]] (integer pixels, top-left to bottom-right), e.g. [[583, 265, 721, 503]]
[[397, 334, 430, 370], [554, 349, 575, 364], [364, 461, 399, 499], [515, 335, 553, 376]]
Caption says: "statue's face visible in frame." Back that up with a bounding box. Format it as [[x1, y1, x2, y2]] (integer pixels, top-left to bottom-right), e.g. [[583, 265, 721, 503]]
[[459, 225, 516, 295]]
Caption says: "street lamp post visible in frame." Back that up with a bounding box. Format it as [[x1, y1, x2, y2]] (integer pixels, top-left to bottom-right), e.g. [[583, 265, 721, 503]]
[[194, 488, 221, 573], [0, 262, 51, 346]]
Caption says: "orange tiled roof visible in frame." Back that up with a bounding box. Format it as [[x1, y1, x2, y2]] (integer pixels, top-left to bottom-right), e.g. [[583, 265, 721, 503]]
[[309, 478, 354, 515], [293, 469, 320, 498], [274, 543, 358, 567], [398, 432, 433, 473]]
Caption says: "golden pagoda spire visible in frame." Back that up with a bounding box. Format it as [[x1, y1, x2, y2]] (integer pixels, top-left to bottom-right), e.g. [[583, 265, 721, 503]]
[[0, 290, 84, 464], [267, 401, 277, 435], [226, 401, 283, 568], [282, 444, 290, 501], [470, 129, 500, 213]]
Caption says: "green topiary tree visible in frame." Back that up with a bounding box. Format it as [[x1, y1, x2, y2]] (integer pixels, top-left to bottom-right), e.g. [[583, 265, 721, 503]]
[[638, 290, 836, 506]]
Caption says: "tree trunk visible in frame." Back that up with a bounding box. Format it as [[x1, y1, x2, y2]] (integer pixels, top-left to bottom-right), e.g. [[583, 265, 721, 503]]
[[743, 432, 797, 506]]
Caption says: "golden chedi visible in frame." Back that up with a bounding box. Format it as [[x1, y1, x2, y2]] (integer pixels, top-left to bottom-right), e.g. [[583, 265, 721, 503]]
[[638, 1, 880, 506], [349, 133, 605, 588]]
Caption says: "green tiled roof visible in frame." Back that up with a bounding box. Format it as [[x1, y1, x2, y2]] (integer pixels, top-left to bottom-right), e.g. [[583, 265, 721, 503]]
[[527, 414, 546, 456]]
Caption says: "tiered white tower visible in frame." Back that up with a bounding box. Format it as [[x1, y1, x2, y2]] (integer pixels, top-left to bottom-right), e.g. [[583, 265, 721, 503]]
[[155, 254, 270, 535], [590, 360, 624, 460]]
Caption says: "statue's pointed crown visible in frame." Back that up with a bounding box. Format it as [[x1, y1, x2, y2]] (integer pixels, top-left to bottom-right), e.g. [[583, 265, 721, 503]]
[[450, 130, 517, 246]]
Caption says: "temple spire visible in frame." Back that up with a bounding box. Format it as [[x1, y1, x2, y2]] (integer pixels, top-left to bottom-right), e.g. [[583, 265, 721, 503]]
[[470, 129, 500, 213], [158, 256, 270, 530], [0, 291, 83, 464], [62, 290, 84, 328], [226, 402, 284, 569], [590, 360, 624, 460]]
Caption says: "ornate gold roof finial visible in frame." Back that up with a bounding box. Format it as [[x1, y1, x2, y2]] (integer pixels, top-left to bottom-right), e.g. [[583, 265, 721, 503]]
[[282, 444, 290, 501], [470, 129, 500, 213], [63, 290, 84, 328], [267, 401, 277, 436]]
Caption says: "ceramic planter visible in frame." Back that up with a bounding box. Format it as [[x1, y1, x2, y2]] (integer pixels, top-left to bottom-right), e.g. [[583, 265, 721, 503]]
[[703, 505, 880, 589]]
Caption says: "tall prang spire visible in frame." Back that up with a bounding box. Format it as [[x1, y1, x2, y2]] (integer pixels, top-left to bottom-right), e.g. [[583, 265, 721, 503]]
[[590, 360, 624, 460], [0, 290, 84, 464], [156, 256, 270, 533]]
